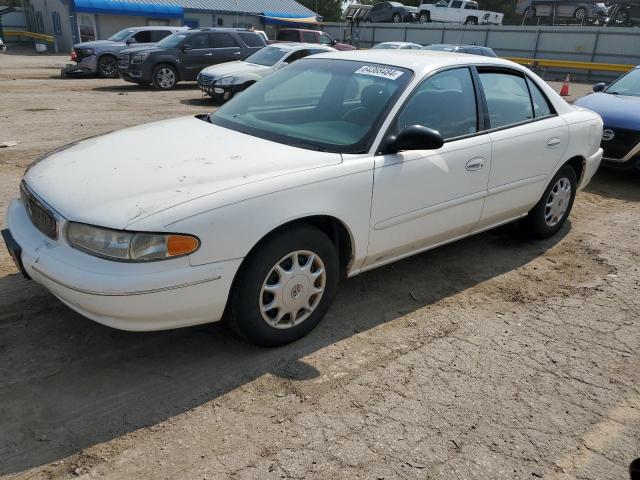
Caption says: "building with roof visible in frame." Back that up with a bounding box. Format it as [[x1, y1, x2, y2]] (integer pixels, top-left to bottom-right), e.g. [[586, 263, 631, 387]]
[[21, 0, 318, 52]]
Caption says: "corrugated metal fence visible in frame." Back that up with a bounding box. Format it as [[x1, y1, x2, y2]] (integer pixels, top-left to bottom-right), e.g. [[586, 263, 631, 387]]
[[321, 22, 640, 81]]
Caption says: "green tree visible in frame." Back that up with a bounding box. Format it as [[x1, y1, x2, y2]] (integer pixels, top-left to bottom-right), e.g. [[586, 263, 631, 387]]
[[299, 0, 344, 22]]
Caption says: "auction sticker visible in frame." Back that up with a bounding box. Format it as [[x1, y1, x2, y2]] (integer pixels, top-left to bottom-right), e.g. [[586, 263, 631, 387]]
[[355, 65, 404, 80]]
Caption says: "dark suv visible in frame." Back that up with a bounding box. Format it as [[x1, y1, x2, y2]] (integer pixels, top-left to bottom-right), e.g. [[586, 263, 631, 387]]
[[118, 28, 267, 90], [364, 1, 419, 23]]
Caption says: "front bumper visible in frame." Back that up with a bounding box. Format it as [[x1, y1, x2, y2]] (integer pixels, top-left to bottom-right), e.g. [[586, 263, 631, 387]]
[[4, 199, 242, 331], [119, 66, 150, 84], [198, 81, 244, 100], [61, 55, 97, 75]]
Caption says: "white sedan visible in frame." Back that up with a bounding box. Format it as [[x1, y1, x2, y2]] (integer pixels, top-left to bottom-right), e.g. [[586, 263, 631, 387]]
[[3, 50, 603, 346], [197, 43, 335, 102]]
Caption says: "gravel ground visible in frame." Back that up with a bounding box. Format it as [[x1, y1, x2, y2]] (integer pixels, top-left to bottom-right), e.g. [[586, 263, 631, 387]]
[[0, 51, 638, 480]]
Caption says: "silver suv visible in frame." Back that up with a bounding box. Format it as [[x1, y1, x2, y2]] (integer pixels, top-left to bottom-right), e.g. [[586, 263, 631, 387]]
[[516, 0, 607, 21], [63, 26, 188, 78]]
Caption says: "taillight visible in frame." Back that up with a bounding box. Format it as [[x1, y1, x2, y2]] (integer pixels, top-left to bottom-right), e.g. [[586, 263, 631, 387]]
[[70, 49, 77, 61]]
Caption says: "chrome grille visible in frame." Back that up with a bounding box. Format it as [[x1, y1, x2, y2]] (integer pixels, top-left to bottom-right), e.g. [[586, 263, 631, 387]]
[[20, 182, 58, 240], [118, 54, 129, 68], [197, 73, 216, 86]]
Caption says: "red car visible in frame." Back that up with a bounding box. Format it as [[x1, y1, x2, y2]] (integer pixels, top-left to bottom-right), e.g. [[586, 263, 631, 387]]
[[273, 28, 356, 51]]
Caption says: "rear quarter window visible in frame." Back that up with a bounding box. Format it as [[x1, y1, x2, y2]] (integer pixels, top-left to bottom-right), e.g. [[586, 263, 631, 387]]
[[239, 32, 266, 47], [277, 30, 299, 42]]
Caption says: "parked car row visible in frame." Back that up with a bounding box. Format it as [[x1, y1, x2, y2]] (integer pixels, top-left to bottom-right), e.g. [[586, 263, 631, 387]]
[[373, 42, 498, 57]]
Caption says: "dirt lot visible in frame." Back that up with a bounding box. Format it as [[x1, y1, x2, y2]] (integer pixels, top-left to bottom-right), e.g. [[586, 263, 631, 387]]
[[0, 51, 638, 480]]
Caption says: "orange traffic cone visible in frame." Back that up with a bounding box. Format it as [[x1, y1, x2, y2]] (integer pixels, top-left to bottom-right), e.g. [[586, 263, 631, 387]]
[[560, 74, 570, 96]]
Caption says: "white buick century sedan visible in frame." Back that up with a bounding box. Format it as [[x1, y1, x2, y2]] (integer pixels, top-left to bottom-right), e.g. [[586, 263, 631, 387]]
[[3, 50, 603, 346]]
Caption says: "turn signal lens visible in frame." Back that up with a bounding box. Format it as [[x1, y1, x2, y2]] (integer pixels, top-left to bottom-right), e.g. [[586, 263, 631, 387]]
[[167, 235, 200, 257]]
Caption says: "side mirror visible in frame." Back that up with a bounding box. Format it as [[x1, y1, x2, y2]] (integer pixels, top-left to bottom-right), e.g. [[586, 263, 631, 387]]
[[126, 38, 136, 45], [391, 125, 444, 152], [592, 82, 606, 92], [181, 44, 193, 51], [278, 61, 289, 68]]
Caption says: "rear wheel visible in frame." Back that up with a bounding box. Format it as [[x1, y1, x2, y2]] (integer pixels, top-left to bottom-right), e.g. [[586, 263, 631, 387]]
[[152, 64, 178, 90], [522, 165, 577, 239], [97, 55, 118, 78], [419, 11, 430, 23], [524, 6, 537, 17], [574, 7, 588, 20], [227, 225, 339, 347], [464, 16, 478, 24]]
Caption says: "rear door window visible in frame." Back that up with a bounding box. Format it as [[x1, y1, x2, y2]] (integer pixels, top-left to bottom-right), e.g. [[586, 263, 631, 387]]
[[132, 30, 151, 43], [210, 32, 239, 48], [526, 77, 554, 118], [479, 71, 534, 128], [302, 31, 316, 43], [188, 34, 210, 49], [239, 32, 266, 47], [277, 30, 299, 41], [149, 30, 172, 42]]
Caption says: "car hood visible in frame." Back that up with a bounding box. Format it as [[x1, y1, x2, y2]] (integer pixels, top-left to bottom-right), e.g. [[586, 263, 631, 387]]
[[24, 116, 342, 229], [574, 92, 640, 129], [74, 40, 120, 49], [199, 61, 273, 78]]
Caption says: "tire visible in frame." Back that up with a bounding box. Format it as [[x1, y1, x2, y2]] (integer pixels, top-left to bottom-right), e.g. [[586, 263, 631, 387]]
[[464, 16, 478, 24], [522, 165, 577, 239], [615, 9, 629, 23], [152, 64, 178, 90], [392, 13, 402, 23], [574, 7, 588, 20], [97, 55, 118, 78], [419, 12, 430, 23], [524, 6, 536, 17], [227, 225, 340, 347]]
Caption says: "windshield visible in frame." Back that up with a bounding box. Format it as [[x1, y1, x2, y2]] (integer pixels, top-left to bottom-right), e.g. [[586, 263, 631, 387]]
[[244, 46, 290, 66], [155, 32, 188, 49], [372, 43, 399, 49], [211, 59, 412, 154], [422, 44, 455, 52], [606, 68, 640, 96], [108, 29, 134, 42]]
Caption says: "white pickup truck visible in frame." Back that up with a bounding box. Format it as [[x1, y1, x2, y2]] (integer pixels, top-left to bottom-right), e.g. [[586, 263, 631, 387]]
[[418, 0, 504, 24]]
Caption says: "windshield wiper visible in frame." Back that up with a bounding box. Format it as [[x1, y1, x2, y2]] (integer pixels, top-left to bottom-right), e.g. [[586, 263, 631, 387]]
[[606, 91, 621, 95], [294, 141, 330, 152]]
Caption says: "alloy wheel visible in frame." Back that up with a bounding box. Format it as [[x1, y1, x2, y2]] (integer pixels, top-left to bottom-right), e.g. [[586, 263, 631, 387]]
[[544, 177, 571, 227], [99, 57, 117, 78], [259, 250, 326, 329], [157, 68, 176, 89]]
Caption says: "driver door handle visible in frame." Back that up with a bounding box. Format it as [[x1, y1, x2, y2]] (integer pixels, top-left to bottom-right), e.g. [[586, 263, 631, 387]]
[[465, 157, 486, 171], [233, 52, 241, 56], [204, 53, 213, 56]]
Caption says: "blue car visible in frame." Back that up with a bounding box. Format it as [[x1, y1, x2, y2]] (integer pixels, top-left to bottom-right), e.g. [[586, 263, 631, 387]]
[[574, 66, 640, 170]]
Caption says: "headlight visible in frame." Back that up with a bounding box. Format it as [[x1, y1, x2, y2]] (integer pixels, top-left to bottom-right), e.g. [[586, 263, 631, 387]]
[[216, 76, 240, 86], [131, 52, 149, 63], [66, 222, 200, 262]]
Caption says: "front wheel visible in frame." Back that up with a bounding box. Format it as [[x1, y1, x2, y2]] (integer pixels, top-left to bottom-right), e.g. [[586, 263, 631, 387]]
[[419, 12, 430, 23], [227, 225, 339, 346], [152, 64, 178, 90], [392, 13, 402, 23], [522, 165, 577, 239], [97, 55, 118, 78], [464, 16, 478, 24]]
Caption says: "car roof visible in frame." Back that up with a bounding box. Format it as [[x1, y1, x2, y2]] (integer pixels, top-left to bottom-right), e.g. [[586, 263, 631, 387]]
[[128, 26, 187, 31], [309, 49, 515, 75], [378, 41, 417, 45], [182, 28, 259, 34], [268, 43, 334, 50]]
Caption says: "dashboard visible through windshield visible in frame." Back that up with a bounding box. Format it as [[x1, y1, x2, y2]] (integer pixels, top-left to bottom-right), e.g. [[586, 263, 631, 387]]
[[211, 59, 413, 153]]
